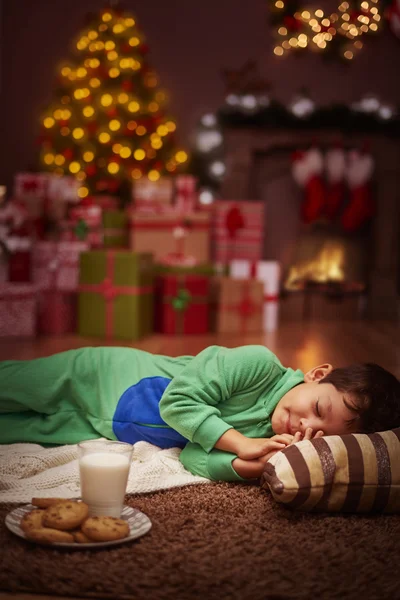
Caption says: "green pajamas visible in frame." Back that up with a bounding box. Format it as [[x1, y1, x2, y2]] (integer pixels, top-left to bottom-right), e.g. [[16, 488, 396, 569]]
[[0, 345, 304, 481]]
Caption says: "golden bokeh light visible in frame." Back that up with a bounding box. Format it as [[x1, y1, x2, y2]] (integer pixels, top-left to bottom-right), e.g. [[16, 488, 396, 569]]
[[120, 147, 132, 159], [148, 170, 160, 182], [78, 186, 89, 198], [101, 94, 113, 107], [83, 106, 95, 118], [69, 161, 81, 174], [175, 151, 188, 164], [134, 149, 145, 160], [73, 128, 85, 140], [109, 119, 121, 131], [89, 78, 101, 88], [99, 132, 111, 143], [83, 151, 95, 162], [43, 153, 55, 165], [128, 101, 140, 113], [43, 117, 55, 128], [108, 161, 120, 174]]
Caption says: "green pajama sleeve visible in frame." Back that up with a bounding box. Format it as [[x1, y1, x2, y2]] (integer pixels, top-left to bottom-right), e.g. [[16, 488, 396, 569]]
[[179, 442, 246, 482]]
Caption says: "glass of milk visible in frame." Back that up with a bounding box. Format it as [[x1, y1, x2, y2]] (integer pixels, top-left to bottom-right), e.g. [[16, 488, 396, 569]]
[[78, 440, 134, 518]]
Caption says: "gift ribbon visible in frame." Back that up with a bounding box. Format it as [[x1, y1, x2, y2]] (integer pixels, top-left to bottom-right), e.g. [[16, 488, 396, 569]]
[[79, 251, 153, 338], [164, 274, 207, 334], [130, 220, 209, 231], [176, 176, 196, 213], [221, 281, 262, 334], [22, 180, 39, 193]]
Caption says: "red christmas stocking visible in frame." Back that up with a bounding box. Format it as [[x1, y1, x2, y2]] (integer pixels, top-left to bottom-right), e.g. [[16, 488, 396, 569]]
[[301, 175, 325, 224], [341, 185, 375, 232], [341, 150, 375, 233], [292, 148, 326, 224], [325, 146, 346, 220]]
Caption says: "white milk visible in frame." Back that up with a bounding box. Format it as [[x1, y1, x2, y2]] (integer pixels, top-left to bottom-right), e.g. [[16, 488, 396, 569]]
[[79, 452, 131, 517]]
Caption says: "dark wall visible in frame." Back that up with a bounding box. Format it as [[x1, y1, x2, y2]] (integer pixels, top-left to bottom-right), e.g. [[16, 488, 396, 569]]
[[1, 0, 399, 192]]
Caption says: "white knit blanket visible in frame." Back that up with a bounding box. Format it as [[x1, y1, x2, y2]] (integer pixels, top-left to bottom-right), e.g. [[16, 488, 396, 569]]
[[0, 440, 211, 503]]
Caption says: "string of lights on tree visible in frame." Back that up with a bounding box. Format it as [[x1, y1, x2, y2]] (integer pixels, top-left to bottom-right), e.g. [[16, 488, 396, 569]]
[[38, 4, 188, 200], [267, 0, 390, 61]]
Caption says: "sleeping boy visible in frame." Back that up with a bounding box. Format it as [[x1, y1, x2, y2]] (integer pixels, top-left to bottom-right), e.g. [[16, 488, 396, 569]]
[[1, 344, 399, 481]]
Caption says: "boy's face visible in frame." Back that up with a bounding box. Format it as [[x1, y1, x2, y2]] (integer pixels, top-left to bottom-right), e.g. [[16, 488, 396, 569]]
[[271, 364, 358, 438]]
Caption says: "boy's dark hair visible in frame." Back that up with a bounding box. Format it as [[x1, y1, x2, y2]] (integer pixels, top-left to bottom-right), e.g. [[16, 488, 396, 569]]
[[320, 363, 400, 433]]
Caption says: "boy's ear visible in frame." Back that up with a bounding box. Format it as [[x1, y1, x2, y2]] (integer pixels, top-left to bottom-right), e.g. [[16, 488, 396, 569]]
[[304, 364, 333, 383]]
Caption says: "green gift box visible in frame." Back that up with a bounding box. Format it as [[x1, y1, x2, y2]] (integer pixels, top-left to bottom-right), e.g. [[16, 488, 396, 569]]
[[102, 210, 129, 248], [78, 250, 154, 340]]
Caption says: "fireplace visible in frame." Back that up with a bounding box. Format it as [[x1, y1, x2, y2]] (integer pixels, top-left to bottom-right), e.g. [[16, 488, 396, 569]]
[[284, 226, 368, 292], [220, 128, 400, 320]]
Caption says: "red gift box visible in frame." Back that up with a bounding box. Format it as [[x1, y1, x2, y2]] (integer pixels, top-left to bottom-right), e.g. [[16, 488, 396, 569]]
[[60, 205, 103, 247], [213, 201, 264, 265], [0, 283, 37, 337], [159, 273, 210, 334], [32, 241, 88, 335]]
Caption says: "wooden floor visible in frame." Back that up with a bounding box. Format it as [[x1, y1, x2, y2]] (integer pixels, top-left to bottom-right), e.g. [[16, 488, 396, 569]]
[[1, 319, 399, 600], [1, 319, 399, 376]]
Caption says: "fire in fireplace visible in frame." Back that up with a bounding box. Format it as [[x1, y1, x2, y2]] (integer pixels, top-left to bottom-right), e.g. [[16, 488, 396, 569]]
[[283, 228, 369, 292]]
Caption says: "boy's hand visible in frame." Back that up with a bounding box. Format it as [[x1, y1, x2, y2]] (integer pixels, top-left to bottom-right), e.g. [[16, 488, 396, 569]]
[[236, 434, 294, 460], [290, 428, 325, 444]]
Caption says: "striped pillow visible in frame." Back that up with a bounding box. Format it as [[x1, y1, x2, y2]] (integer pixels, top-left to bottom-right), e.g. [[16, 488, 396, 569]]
[[260, 428, 400, 513]]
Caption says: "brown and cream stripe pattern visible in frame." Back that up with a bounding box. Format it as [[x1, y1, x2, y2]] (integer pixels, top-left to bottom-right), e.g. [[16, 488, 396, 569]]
[[261, 428, 400, 513]]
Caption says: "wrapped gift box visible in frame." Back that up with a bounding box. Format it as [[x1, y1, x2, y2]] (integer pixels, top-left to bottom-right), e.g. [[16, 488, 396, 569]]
[[32, 241, 89, 335], [217, 277, 264, 334], [230, 260, 281, 332], [0, 283, 37, 337], [78, 250, 154, 340], [157, 271, 210, 334], [14, 172, 49, 208], [174, 175, 198, 214], [130, 211, 210, 263], [102, 210, 129, 249], [32, 241, 89, 292], [60, 205, 103, 247], [47, 175, 79, 204], [213, 201, 264, 265], [132, 177, 174, 211]]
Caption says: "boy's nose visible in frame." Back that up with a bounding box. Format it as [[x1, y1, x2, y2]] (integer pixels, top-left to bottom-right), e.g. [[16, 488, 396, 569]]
[[299, 419, 315, 434]]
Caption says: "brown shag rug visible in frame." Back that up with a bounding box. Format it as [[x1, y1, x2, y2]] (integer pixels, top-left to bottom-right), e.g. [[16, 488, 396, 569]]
[[0, 482, 399, 600]]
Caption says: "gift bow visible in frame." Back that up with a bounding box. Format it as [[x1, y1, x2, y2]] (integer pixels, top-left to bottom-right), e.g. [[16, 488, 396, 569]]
[[74, 219, 89, 240], [171, 288, 191, 312]]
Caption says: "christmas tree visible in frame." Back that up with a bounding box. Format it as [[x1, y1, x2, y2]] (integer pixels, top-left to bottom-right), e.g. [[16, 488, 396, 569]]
[[39, 3, 188, 200]]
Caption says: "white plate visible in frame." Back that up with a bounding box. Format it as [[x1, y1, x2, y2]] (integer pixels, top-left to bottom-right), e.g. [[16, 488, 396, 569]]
[[5, 503, 152, 549]]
